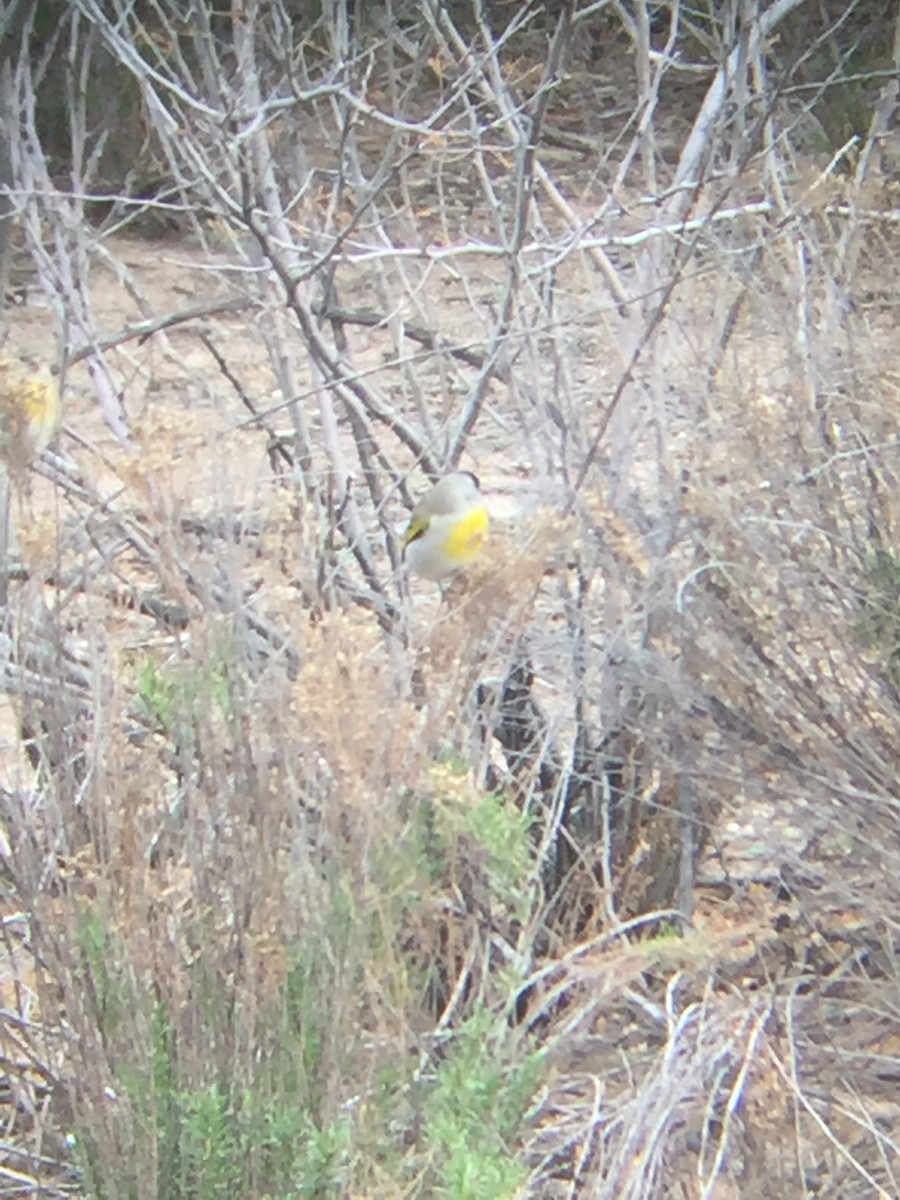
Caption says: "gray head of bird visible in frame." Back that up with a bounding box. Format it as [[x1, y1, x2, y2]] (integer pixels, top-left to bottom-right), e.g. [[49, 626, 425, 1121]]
[[413, 471, 482, 518]]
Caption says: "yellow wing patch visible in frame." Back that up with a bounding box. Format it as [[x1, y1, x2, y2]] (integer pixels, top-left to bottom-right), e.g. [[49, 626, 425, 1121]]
[[402, 515, 429, 548]]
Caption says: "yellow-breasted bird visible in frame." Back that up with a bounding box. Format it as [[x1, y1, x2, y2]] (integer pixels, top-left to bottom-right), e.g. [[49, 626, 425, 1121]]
[[0, 356, 61, 474], [0, 356, 61, 605], [401, 471, 489, 582]]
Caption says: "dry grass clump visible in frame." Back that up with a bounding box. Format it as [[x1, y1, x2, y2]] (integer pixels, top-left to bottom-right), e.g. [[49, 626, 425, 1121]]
[[0, 532, 555, 1195]]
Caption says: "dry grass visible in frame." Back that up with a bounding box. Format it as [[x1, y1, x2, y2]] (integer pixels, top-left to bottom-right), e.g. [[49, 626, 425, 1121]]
[[0, 2, 898, 1196]]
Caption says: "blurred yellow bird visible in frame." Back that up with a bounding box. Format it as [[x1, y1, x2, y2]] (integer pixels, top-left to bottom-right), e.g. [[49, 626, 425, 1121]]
[[0, 356, 61, 472], [0, 356, 61, 605], [402, 471, 489, 582]]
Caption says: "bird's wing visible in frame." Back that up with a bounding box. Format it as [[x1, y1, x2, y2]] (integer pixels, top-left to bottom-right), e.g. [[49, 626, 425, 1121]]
[[402, 513, 431, 548]]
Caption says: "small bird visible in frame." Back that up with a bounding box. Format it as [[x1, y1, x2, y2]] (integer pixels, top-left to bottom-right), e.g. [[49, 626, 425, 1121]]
[[402, 471, 490, 582], [0, 356, 61, 474], [0, 357, 61, 606]]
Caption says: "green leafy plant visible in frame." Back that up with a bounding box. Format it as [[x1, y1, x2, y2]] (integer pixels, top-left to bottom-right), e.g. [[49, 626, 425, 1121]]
[[424, 1005, 542, 1200], [854, 549, 900, 685], [134, 644, 238, 736], [467, 791, 537, 913]]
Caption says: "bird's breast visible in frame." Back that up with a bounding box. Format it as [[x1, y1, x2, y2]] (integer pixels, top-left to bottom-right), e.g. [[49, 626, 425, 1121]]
[[442, 505, 489, 563]]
